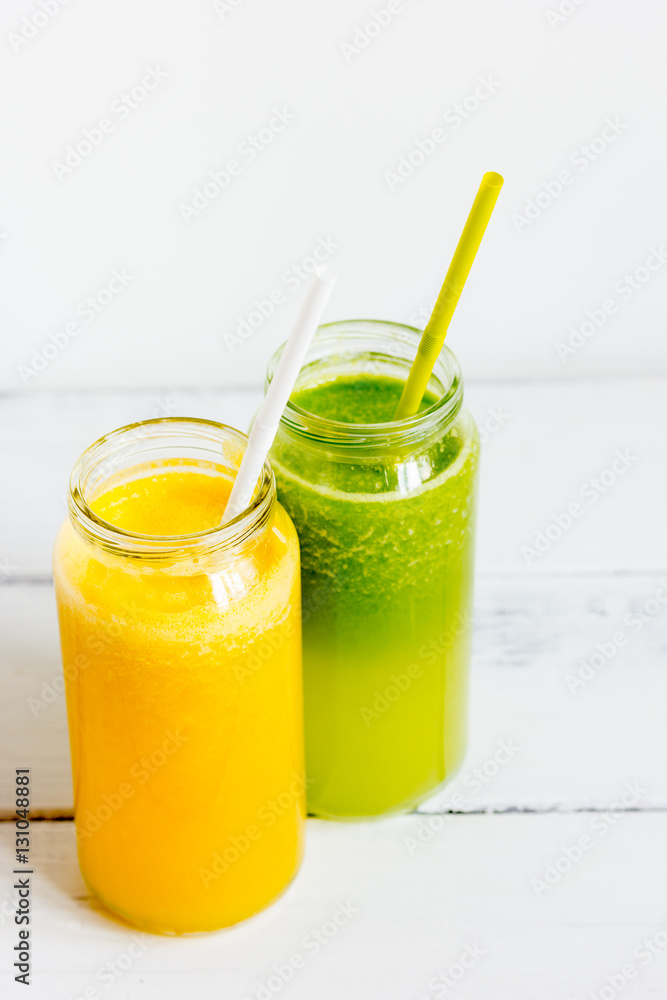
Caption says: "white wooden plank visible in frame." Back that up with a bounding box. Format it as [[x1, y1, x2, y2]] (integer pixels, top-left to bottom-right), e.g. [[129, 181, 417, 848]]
[[472, 378, 666, 578], [1, 814, 667, 999], [423, 570, 667, 814], [0, 584, 67, 816], [1, 379, 664, 579], [3, 574, 666, 816]]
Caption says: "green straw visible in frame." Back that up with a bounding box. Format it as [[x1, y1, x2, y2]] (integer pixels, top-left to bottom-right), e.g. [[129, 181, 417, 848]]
[[394, 171, 504, 420]]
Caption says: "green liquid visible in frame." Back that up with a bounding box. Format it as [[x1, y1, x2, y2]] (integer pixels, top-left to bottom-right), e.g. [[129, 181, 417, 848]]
[[272, 375, 479, 818], [293, 375, 434, 423]]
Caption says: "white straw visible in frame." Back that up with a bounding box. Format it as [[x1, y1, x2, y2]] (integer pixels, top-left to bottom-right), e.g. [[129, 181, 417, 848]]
[[221, 266, 337, 524]]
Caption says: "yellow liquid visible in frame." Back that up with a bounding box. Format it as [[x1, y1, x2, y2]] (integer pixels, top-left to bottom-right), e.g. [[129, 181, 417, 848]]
[[53, 463, 304, 933]]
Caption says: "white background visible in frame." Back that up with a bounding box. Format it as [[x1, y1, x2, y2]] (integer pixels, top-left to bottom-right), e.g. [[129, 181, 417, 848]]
[[2, 3, 667, 998], [1, 0, 666, 389]]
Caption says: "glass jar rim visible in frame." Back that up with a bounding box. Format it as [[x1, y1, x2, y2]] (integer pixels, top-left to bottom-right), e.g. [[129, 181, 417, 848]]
[[68, 417, 275, 558], [267, 319, 463, 448]]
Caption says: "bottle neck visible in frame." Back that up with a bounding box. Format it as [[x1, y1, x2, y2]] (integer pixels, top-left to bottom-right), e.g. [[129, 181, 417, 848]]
[[268, 319, 464, 452], [67, 418, 275, 562]]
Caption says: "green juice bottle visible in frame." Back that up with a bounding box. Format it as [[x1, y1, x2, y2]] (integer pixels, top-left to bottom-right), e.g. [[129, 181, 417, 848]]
[[269, 320, 479, 818]]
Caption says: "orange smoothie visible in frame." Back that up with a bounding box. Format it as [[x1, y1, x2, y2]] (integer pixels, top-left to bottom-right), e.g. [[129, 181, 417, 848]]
[[53, 421, 304, 934]]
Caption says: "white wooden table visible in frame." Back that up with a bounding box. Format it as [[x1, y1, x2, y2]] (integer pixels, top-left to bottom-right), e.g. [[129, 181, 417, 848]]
[[1, 379, 666, 998]]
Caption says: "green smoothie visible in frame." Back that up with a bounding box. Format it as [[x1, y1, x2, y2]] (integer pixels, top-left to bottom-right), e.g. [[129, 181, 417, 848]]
[[270, 365, 479, 818]]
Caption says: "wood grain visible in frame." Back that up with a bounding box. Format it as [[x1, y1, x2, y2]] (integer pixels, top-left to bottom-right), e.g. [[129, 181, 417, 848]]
[[1, 815, 666, 999], [2, 572, 665, 816], [0, 381, 664, 997]]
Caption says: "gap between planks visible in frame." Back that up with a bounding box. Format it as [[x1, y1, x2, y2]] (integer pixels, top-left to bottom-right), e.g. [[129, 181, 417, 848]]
[[2, 805, 666, 823]]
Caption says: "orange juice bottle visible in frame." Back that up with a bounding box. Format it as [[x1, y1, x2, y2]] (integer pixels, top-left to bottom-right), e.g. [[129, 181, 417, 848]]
[[53, 418, 304, 934]]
